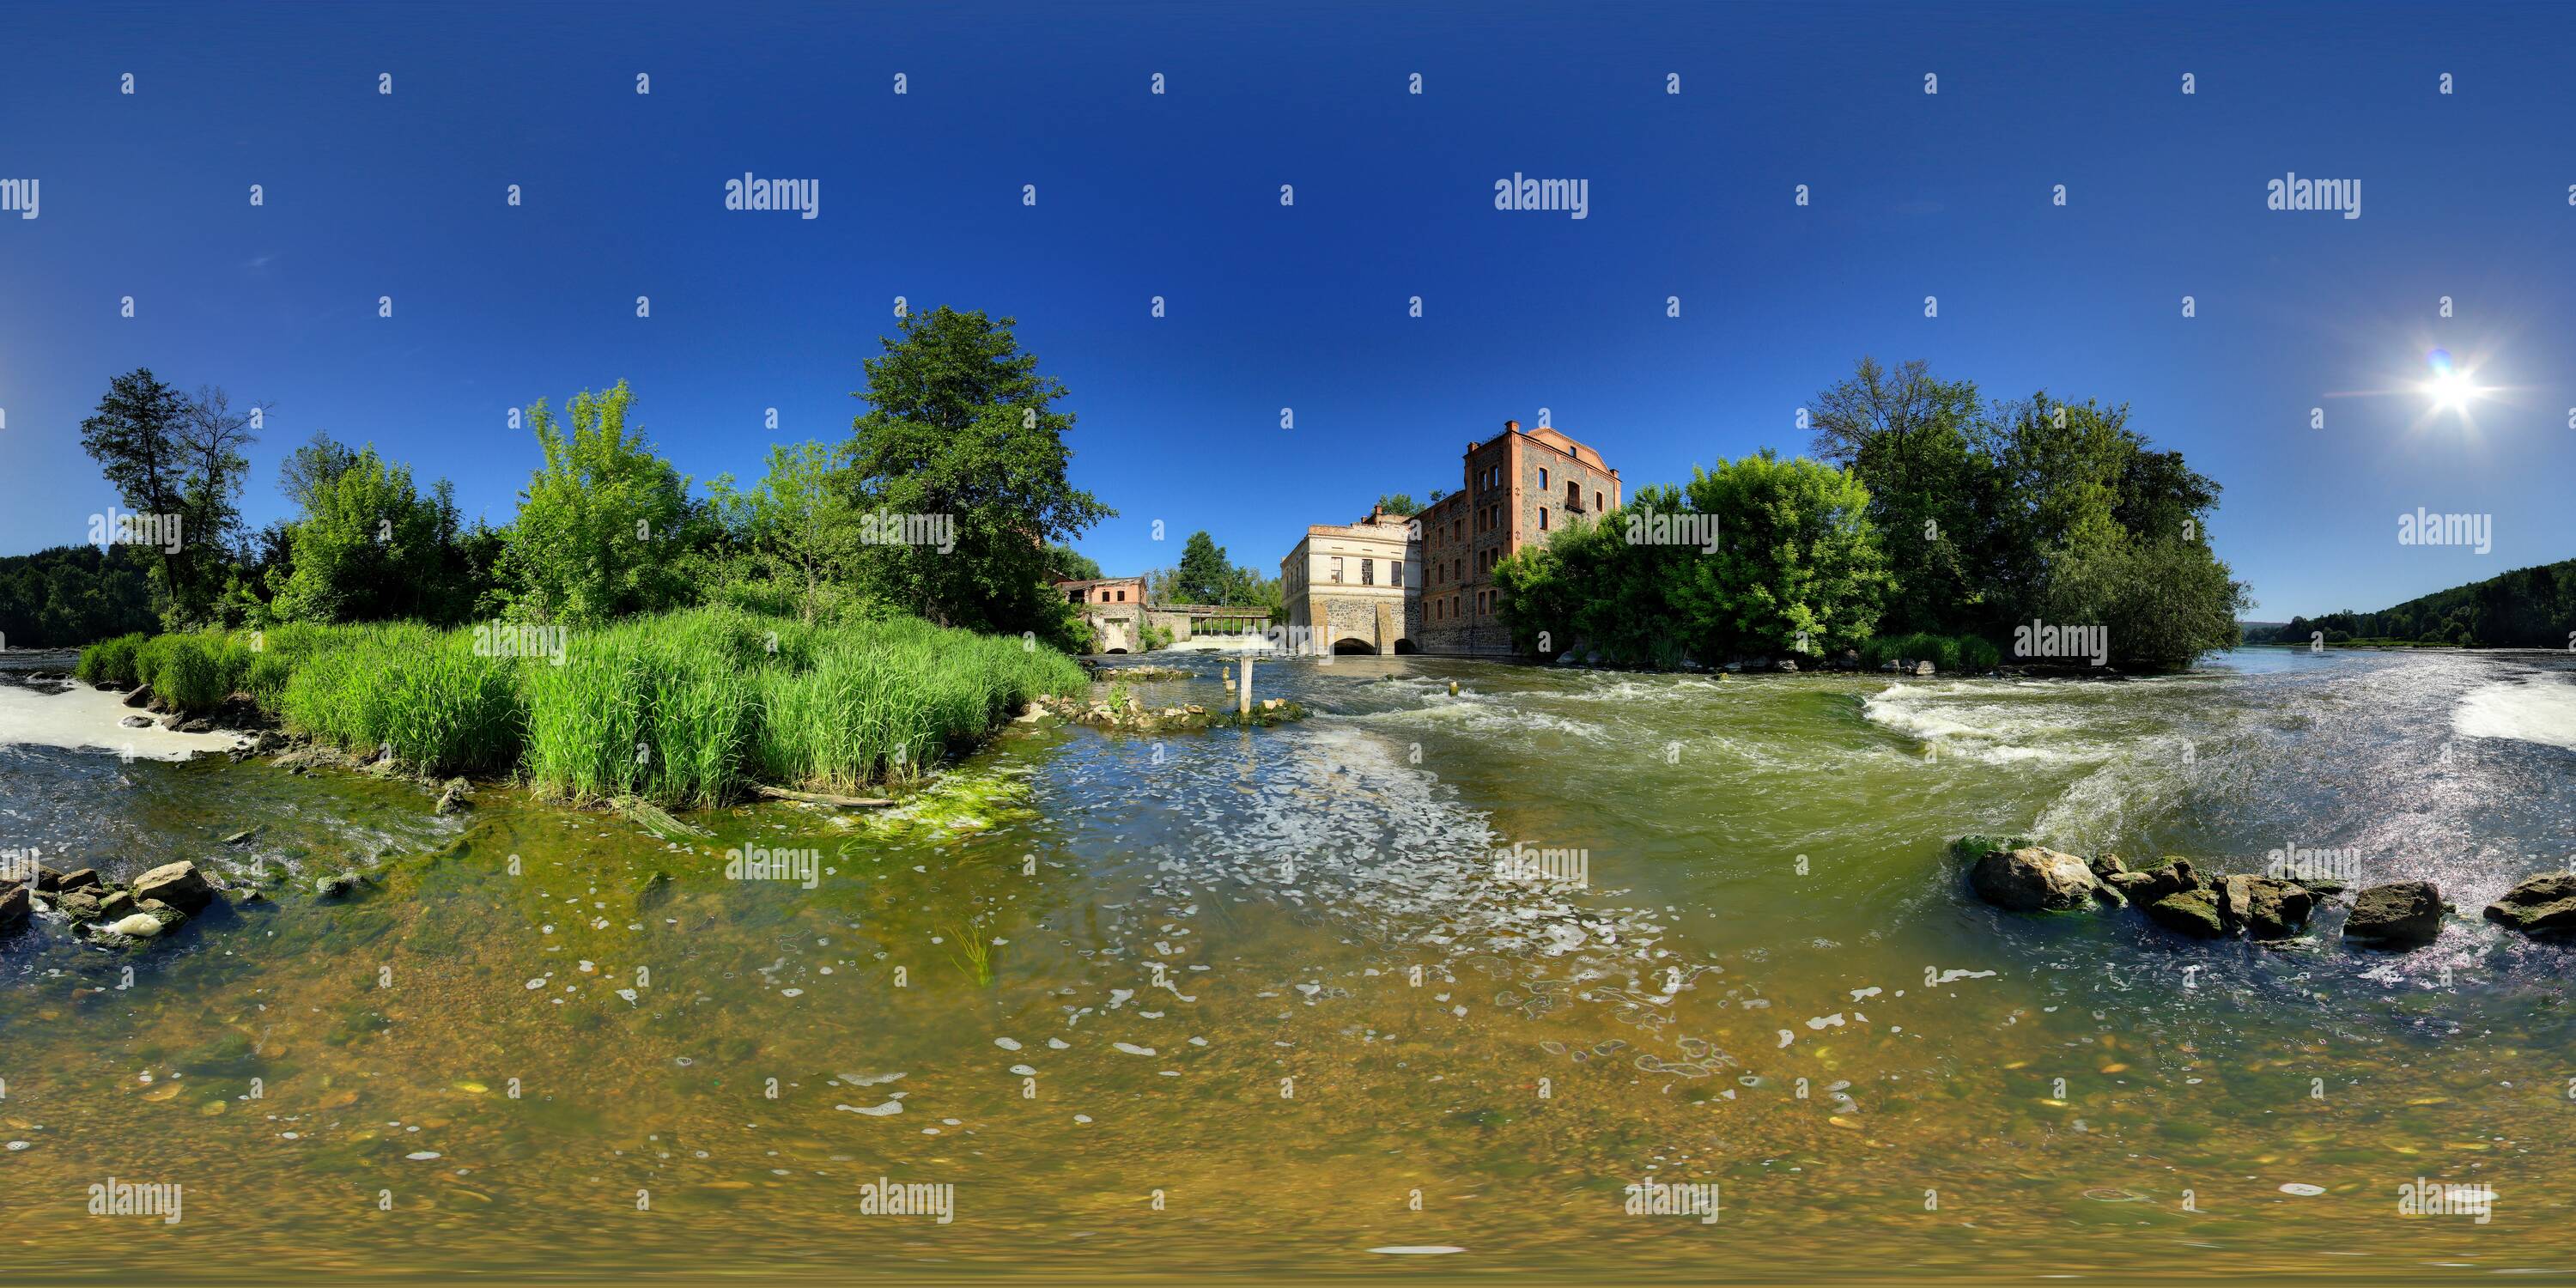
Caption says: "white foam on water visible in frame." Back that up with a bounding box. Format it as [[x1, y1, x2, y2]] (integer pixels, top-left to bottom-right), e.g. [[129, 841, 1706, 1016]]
[[1860, 682, 2105, 767], [2453, 677, 2576, 751], [0, 682, 245, 762]]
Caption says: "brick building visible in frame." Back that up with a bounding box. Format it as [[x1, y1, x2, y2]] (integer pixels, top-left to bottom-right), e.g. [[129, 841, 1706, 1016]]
[[1413, 419, 1621, 656]]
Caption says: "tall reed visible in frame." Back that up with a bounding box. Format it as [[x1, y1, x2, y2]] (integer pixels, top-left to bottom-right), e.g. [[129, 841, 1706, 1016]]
[[83, 606, 1087, 808]]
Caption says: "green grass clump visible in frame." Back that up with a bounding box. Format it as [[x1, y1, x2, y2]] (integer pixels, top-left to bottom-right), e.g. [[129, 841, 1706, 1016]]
[[76, 632, 148, 686], [153, 635, 229, 713], [76, 606, 1087, 808]]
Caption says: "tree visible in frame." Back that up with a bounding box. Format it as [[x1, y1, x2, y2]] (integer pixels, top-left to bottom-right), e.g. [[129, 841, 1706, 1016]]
[[0, 544, 161, 647], [1496, 459, 1888, 665], [1673, 451, 1888, 658], [77, 371, 264, 627], [839, 307, 1113, 646], [1174, 532, 1232, 603], [1807, 357, 1995, 635], [1044, 544, 1103, 582], [270, 443, 484, 625], [174, 386, 262, 620], [1376, 493, 1425, 517], [2037, 531, 2246, 670], [278, 431, 362, 513], [497, 381, 698, 626], [708, 440, 853, 624], [78, 368, 191, 623]]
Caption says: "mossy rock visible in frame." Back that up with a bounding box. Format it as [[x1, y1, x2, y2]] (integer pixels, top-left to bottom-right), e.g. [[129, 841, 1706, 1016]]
[[2145, 889, 2227, 939], [1949, 835, 2033, 866]]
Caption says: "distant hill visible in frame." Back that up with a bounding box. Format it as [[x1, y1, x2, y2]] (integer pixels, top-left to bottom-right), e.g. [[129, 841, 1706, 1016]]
[[2272, 558, 2576, 648], [0, 544, 161, 649]]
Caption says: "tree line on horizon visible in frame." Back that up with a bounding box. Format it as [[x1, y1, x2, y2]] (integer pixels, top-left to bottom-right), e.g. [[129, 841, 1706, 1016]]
[[12, 307, 1114, 653], [2251, 557, 2576, 648], [1495, 357, 2250, 671]]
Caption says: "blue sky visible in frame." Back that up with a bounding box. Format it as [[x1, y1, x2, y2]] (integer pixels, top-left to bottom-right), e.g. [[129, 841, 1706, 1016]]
[[4, 1, 2573, 620]]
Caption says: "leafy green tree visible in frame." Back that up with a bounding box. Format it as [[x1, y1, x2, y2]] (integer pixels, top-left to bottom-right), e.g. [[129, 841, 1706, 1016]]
[[278, 431, 362, 513], [839, 307, 1112, 646], [1174, 532, 1232, 603], [1045, 544, 1103, 582], [1376, 493, 1424, 517], [1674, 451, 1888, 658], [2037, 531, 2247, 670], [0, 544, 161, 647], [497, 381, 698, 626], [708, 440, 854, 624], [270, 443, 483, 625], [1808, 357, 1997, 635], [1493, 497, 1685, 662]]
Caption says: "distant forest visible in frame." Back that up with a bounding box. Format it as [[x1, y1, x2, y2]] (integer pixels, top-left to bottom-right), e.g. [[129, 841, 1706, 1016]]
[[0, 544, 161, 649], [2249, 558, 2576, 648]]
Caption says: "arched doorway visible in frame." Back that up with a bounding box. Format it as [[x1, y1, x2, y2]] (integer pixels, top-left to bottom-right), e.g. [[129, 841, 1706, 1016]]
[[1331, 637, 1376, 656]]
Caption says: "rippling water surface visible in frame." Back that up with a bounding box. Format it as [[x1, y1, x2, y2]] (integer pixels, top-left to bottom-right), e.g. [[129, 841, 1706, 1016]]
[[2, 647, 2573, 1281]]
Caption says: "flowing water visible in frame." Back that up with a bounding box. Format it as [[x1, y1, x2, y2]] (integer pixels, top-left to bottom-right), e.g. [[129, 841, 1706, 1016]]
[[2, 647, 2573, 1282]]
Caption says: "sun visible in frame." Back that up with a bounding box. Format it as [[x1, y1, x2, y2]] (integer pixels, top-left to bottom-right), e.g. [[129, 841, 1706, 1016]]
[[2421, 348, 2482, 413]]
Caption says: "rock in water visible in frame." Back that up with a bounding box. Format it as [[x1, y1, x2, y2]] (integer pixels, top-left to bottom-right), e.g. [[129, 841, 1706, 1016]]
[[2233, 877, 2317, 940], [97, 890, 136, 919], [2219, 875, 2259, 932], [434, 778, 472, 816], [58, 868, 101, 892], [132, 861, 216, 914], [2483, 873, 2576, 936], [0, 882, 27, 934], [2146, 889, 2228, 939], [54, 890, 102, 923], [2107, 857, 2197, 905], [1970, 846, 2101, 912], [2348, 881, 2443, 947]]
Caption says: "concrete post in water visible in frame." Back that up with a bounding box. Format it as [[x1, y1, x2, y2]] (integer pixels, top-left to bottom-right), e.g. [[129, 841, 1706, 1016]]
[[1238, 654, 1253, 716]]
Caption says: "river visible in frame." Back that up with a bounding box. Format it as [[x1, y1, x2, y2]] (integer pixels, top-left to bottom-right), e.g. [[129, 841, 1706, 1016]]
[[1, 647, 2571, 1281]]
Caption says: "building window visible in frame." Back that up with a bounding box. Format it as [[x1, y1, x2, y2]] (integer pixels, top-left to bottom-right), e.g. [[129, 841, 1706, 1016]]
[[1540, 467, 1550, 489], [1361, 558, 1374, 586], [1566, 480, 1579, 510], [1331, 556, 1344, 583], [1391, 560, 1403, 587], [1538, 507, 1549, 530], [1596, 490, 1604, 512]]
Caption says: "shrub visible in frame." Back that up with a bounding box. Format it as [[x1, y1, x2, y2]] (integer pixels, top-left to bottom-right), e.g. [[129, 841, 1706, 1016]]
[[1861, 632, 1999, 673]]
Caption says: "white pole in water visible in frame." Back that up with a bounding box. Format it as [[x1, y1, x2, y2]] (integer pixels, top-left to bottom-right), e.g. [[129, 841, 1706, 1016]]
[[1238, 654, 1253, 715]]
